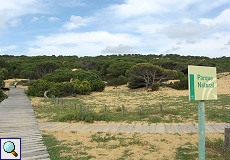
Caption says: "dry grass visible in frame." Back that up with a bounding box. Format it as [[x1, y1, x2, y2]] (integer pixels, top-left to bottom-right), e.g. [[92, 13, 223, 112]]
[[43, 131, 224, 160]]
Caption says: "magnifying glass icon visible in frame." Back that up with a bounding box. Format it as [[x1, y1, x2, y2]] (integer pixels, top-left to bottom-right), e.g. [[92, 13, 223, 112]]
[[3, 141, 18, 157]]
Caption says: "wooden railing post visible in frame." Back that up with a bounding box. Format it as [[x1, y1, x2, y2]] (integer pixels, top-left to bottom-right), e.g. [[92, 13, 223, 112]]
[[224, 128, 230, 148]]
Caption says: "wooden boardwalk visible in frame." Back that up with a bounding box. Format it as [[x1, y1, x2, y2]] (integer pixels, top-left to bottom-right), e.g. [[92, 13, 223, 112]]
[[39, 122, 230, 134], [0, 88, 50, 160]]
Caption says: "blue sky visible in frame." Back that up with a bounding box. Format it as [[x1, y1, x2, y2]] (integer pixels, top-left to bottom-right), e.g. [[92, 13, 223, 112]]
[[0, 0, 230, 57]]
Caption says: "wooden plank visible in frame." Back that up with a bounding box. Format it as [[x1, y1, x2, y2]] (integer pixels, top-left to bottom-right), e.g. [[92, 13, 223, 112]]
[[0, 88, 50, 159], [155, 125, 165, 133]]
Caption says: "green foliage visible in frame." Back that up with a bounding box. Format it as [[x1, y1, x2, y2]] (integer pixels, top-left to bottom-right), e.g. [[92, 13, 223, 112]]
[[42, 134, 72, 160], [49, 82, 75, 97], [0, 68, 9, 80], [0, 79, 5, 88], [107, 60, 134, 77], [42, 69, 74, 82], [0, 89, 7, 102], [170, 76, 188, 90], [59, 112, 111, 123], [206, 138, 230, 159], [35, 61, 60, 78], [174, 142, 197, 160], [27, 79, 52, 97], [90, 79, 106, 92], [43, 69, 106, 92], [0, 54, 229, 82], [126, 63, 178, 90], [107, 75, 127, 87], [72, 80, 92, 95]]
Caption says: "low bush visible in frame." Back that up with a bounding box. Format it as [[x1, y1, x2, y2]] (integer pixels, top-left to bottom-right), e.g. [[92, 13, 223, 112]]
[[107, 75, 127, 87], [42, 69, 106, 92], [59, 112, 111, 123], [49, 82, 75, 97], [42, 69, 74, 82], [72, 79, 92, 95], [0, 79, 5, 88], [170, 77, 188, 90], [0, 89, 7, 102], [27, 79, 53, 97]]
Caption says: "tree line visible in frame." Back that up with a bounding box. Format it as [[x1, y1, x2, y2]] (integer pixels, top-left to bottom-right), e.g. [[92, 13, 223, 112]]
[[0, 54, 229, 98]]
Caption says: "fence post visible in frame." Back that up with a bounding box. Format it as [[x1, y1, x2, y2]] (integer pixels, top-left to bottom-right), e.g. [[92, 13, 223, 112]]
[[160, 103, 163, 112], [56, 97, 59, 105], [86, 105, 90, 112], [104, 105, 107, 113], [74, 102, 77, 110], [80, 104, 83, 114], [122, 105, 125, 115], [224, 128, 230, 148], [140, 105, 144, 114]]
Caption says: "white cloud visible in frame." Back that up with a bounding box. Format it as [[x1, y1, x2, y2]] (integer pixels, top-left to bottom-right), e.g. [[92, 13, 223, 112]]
[[32, 31, 139, 46], [48, 16, 59, 22], [26, 31, 140, 56], [107, 0, 196, 19], [200, 9, 230, 26], [31, 17, 39, 23], [10, 18, 21, 27], [164, 22, 210, 39], [56, 0, 85, 7], [101, 44, 133, 53], [0, 0, 46, 29], [63, 15, 87, 30], [225, 40, 230, 46], [173, 32, 230, 57]]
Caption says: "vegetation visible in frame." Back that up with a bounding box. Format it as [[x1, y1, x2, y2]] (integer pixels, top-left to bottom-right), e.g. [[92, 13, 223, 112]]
[[42, 134, 72, 160], [169, 76, 188, 90], [126, 63, 178, 90], [33, 94, 230, 123], [174, 138, 230, 160], [0, 89, 7, 102], [0, 54, 229, 96], [27, 69, 105, 97]]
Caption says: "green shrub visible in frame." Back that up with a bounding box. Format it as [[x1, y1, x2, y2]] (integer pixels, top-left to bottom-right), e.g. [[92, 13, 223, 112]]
[[42, 69, 74, 82], [90, 79, 105, 91], [0, 79, 5, 88], [42, 69, 106, 92], [27, 79, 53, 97], [170, 77, 188, 90], [59, 112, 111, 123], [49, 82, 75, 97], [0, 89, 7, 102], [72, 80, 92, 95], [107, 75, 127, 87], [151, 84, 160, 91]]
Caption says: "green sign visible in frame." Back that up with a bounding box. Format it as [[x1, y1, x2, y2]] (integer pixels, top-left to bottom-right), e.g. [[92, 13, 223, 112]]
[[188, 65, 217, 100]]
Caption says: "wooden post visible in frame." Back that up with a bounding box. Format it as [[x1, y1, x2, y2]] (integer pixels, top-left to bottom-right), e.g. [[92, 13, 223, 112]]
[[56, 97, 59, 105], [104, 105, 107, 113], [224, 128, 230, 148], [74, 103, 77, 110], [140, 105, 144, 114], [122, 105, 125, 115], [86, 105, 90, 112], [160, 103, 163, 112], [80, 104, 83, 114]]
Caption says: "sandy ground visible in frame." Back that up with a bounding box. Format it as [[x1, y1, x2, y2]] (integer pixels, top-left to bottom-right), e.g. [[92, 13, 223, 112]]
[[43, 130, 224, 160], [4, 78, 29, 89]]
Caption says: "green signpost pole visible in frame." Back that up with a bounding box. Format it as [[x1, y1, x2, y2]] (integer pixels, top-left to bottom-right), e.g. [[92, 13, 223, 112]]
[[198, 100, 205, 160]]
